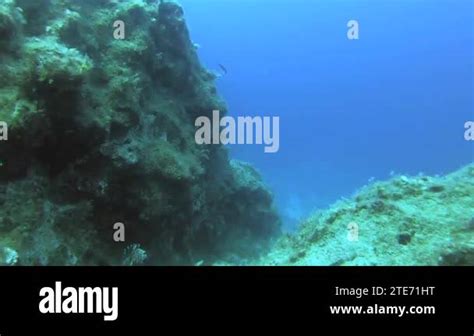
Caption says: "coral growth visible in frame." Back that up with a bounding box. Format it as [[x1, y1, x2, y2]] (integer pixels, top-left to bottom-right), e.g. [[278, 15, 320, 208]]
[[0, 0, 280, 265]]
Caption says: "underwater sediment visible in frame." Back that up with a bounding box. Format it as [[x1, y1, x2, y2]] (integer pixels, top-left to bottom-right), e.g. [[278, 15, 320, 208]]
[[0, 0, 280, 265]]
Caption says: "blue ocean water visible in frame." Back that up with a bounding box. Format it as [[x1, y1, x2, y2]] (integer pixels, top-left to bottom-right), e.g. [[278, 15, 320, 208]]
[[180, 0, 473, 231]]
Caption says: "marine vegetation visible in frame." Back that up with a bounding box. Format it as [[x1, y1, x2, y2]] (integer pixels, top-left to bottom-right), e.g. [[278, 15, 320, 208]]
[[244, 164, 474, 266], [0, 0, 280, 265], [0, 0, 471, 267]]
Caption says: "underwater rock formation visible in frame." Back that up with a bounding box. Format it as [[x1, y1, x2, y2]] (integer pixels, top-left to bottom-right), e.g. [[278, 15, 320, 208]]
[[0, 0, 280, 265], [245, 164, 474, 266]]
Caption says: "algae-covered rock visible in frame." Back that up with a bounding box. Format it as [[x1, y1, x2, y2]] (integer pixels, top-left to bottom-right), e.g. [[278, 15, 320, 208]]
[[0, 0, 280, 265], [251, 164, 474, 266], [439, 242, 474, 266], [24, 37, 93, 84], [0, 0, 24, 53], [0, 87, 37, 130], [0, 175, 98, 265], [0, 246, 18, 266]]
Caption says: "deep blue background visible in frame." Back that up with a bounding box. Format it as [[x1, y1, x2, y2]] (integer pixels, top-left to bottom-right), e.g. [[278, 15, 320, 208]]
[[180, 0, 473, 230]]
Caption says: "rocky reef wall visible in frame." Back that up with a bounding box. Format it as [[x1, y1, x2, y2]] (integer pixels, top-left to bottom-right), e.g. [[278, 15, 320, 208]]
[[0, 0, 280, 265]]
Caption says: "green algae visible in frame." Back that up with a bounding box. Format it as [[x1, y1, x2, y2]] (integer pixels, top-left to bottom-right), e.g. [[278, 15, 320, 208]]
[[242, 164, 474, 266], [0, 0, 280, 265]]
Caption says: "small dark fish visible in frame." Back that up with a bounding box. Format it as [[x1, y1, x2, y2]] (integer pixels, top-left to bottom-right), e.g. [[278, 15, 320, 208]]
[[218, 63, 228, 75]]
